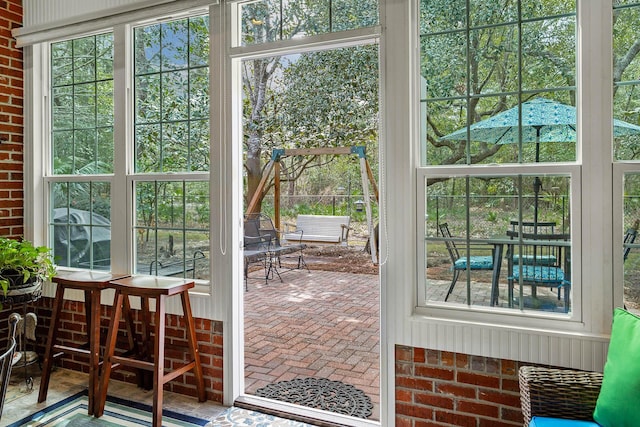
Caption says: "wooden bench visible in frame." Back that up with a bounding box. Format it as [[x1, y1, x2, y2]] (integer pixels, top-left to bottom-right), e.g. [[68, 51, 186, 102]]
[[284, 214, 351, 245]]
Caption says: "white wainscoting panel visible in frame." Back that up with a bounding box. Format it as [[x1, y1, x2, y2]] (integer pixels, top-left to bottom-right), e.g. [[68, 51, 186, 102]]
[[409, 317, 610, 372]]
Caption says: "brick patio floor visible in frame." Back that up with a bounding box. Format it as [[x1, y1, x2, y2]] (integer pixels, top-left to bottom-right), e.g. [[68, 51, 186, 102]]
[[243, 268, 381, 419], [242, 263, 565, 421]]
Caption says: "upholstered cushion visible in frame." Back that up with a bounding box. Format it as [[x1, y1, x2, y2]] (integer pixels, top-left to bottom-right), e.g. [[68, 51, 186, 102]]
[[513, 254, 557, 266], [512, 265, 565, 283], [529, 417, 599, 427], [453, 256, 493, 270], [593, 308, 640, 426]]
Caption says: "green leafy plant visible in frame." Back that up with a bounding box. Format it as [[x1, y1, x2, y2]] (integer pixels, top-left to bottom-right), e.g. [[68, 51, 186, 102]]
[[0, 237, 56, 297]]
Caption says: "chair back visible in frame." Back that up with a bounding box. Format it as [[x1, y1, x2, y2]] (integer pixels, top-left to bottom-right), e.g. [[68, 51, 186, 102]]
[[506, 230, 570, 281], [438, 223, 461, 263], [623, 219, 639, 261], [244, 213, 280, 248], [510, 220, 556, 235]]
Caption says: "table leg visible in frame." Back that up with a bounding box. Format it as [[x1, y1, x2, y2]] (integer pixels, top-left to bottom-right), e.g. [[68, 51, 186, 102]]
[[491, 243, 504, 306]]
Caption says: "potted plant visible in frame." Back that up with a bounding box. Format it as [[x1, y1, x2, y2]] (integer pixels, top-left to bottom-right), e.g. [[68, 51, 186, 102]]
[[0, 237, 56, 303]]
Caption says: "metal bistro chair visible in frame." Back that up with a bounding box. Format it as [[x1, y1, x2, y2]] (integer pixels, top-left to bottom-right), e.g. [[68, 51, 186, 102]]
[[438, 223, 495, 302], [243, 213, 307, 289], [510, 220, 557, 235], [243, 232, 277, 288], [506, 230, 571, 311], [0, 313, 20, 420]]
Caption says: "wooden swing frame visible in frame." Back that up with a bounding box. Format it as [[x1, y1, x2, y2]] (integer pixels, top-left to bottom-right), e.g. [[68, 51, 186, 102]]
[[245, 146, 379, 263]]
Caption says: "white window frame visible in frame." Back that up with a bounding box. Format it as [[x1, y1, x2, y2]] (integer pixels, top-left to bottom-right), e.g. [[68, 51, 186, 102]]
[[23, 6, 219, 322], [382, 1, 614, 398], [224, 1, 384, 424], [416, 164, 583, 326], [381, 8, 622, 419], [614, 163, 637, 307]]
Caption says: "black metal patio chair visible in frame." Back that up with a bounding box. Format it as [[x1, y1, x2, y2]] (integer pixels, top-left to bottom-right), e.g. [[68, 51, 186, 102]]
[[243, 213, 308, 290], [506, 230, 571, 311], [438, 223, 495, 302], [623, 219, 638, 262]]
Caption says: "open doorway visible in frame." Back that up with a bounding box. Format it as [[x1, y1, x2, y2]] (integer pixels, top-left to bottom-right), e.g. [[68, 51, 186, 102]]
[[239, 43, 381, 423]]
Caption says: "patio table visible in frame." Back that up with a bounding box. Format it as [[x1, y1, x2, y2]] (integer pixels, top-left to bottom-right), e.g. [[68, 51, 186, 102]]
[[482, 236, 571, 308], [428, 235, 570, 307]]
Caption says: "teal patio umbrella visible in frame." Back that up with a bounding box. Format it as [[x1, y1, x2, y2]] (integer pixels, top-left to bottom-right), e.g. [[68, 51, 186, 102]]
[[441, 97, 640, 225]]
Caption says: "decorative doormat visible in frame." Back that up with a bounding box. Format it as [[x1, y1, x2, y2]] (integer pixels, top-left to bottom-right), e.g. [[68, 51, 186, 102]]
[[7, 390, 209, 427], [255, 377, 373, 418]]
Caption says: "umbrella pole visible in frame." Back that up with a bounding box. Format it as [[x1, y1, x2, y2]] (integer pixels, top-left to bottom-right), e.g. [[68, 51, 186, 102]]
[[533, 176, 542, 230], [533, 127, 542, 230]]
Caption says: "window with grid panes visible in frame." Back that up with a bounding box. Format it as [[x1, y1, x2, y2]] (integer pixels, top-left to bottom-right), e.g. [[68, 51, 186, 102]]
[[419, 0, 577, 314], [48, 14, 211, 282]]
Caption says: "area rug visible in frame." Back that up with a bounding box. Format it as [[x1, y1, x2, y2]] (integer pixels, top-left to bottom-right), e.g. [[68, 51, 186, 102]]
[[7, 391, 209, 427], [211, 407, 313, 426], [255, 377, 373, 418]]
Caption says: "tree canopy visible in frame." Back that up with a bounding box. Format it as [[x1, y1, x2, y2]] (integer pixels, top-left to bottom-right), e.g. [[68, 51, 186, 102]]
[[241, 0, 379, 212]]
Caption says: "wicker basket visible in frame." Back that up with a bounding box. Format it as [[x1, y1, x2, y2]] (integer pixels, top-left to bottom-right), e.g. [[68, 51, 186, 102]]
[[519, 366, 603, 426]]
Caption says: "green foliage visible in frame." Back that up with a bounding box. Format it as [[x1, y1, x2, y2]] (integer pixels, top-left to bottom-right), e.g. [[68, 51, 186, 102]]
[[422, 0, 579, 167], [51, 32, 115, 174], [134, 16, 210, 174], [51, 164, 112, 218], [240, 0, 378, 45], [243, 44, 380, 211], [0, 238, 56, 298], [279, 46, 378, 148], [241, 0, 380, 212], [613, 5, 640, 160]]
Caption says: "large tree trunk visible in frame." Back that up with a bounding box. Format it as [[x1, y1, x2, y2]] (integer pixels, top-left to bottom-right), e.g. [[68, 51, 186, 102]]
[[243, 57, 280, 214], [246, 131, 262, 214]]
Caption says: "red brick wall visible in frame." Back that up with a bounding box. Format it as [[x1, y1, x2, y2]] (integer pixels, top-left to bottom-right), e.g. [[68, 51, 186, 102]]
[[0, 0, 23, 238], [396, 345, 524, 427], [33, 297, 225, 403]]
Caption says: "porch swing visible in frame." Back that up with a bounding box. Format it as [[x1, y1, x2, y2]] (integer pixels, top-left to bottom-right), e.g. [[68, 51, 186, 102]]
[[245, 146, 380, 263]]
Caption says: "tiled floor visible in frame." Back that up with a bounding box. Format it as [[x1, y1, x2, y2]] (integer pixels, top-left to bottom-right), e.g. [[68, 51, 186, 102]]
[[0, 367, 228, 426], [2, 368, 320, 427], [243, 269, 381, 419]]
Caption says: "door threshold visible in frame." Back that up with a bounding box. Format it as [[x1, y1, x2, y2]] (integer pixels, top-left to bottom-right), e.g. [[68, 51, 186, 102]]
[[234, 395, 380, 427]]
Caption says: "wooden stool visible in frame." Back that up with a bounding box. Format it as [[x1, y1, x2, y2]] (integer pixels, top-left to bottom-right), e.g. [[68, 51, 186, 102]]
[[38, 271, 130, 415], [95, 276, 206, 426]]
